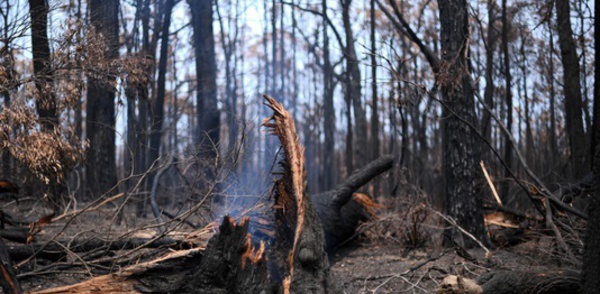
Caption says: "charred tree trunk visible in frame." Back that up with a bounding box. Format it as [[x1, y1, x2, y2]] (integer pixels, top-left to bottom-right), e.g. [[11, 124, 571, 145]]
[[85, 0, 119, 199], [28, 0, 57, 131], [322, 0, 336, 191], [592, 0, 600, 168], [369, 0, 380, 195], [583, 141, 600, 292], [148, 0, 174, 177], [189, 0, 220, 162], [548, 23, 558, 163], [438, 0, 487, 248], [500, 0, 513, 201], [342, 0, 367, 170], [28, 0, 63, 206], [583, 7, 600, 288], [555, 0, 587, 178], [481, 0, 496, 151]]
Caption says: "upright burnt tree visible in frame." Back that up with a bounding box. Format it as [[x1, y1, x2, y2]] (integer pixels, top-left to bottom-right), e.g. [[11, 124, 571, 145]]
[[375, 0, 487, 247], [582, 1, 600, 292], [341, 0, 368, 170], [86, 0, 119, 198], [189, 0, 219, 165], [28, 0, 57, 131], [148, 0, 175, 176], [555, 0, 587, 179], [500, 0, 513, 200], [322, 0, 335, 191], [438, 0, 486, 248]]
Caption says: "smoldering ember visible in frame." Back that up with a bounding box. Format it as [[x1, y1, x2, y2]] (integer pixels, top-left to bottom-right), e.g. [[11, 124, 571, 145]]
[[0, 0, 598, 293]]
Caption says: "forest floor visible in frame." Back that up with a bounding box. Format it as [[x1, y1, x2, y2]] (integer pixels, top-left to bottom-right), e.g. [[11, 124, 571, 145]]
[[329, 238, 563, 293], [4, 195, 579, 293]]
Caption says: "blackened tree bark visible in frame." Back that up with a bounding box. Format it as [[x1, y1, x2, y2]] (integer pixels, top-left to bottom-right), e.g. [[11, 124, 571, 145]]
[[28, 0, 57, 131], [438, 0, 487, 248], [500, 0, 512, 200], [375, 0, 486, 247], [592, 0, 600, 165], [86, 0, 119, 199], [29, 0, 63, 207], [215, 2, 239, 152], [555, 0, 587, 179], [481, 0, 496, 152], [148, 0, 174, 173], [548, 22, 558, 162], [582, 3, 600, 292], [583, 143, 600, 292], [369, 0, 380, 194], [189, 0, 220, 160], [341, 0, 368, 170], [322, 0, 335, 191]]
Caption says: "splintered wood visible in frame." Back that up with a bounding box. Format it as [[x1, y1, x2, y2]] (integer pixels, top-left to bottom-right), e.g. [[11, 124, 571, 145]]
[[262, 95, 308, 294]]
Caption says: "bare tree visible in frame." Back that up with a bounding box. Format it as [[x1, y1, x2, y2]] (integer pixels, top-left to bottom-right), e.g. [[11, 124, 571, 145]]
[[28, 0, 57, 131], [438, 0, 487, 247], [555, 0, 587, 178], [376, 0, 487, 247], [583, 3, 600, 291], [481, 0, 497, 161], [322, 0, 336, 191], [86, 0, 119, 199], [189, 0, 220, 174], [369, 0, 380, 194], [341, 0, 368, 170], [500, 0, 513, 200], [148, 0, 175, 175]]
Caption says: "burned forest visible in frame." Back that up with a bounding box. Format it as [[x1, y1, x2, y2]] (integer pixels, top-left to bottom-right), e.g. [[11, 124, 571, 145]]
[[0, 0, 598, 293]]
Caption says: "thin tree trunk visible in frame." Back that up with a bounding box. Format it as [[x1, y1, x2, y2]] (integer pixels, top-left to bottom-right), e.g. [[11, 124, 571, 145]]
[[342, 0, 367, 170], [500, 0, 513, 200], [482, 0, 496, 160], [520, 38, 533, 162], [548, 24, 558, 163], [322, 0, 335, 191], [148, 0, 174, 172], [370, 0, 380, 195]]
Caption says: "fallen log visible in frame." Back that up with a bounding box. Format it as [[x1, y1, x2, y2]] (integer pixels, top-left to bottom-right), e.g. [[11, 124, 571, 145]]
[[7, 237, 184, 263], [312, 154, 394, 252]]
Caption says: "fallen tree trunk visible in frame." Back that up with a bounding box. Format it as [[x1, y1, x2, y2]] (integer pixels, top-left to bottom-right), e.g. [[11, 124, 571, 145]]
[[7, 237, 184, 263], [312, 154, 394, 252]]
